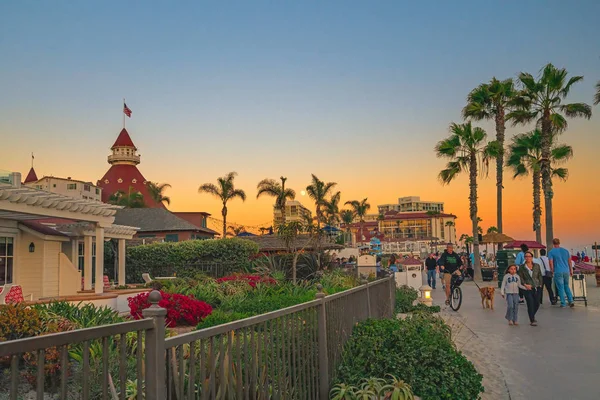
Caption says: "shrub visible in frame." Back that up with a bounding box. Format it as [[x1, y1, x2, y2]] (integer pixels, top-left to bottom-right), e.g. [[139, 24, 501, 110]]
[[335, 315, 483, 400], [196, 309, 253, 330], [395, 285, 418, 313], [33, 301, 125, 328], [0, 303, 43, 342], [216, 274, 277, 287], [128, 291, 212, 327], [126, 238, 260, 283]]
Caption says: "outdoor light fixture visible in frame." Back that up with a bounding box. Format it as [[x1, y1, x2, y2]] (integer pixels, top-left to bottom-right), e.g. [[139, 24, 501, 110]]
[[419, 285, 433, 306], [29, 242, 35, 253]]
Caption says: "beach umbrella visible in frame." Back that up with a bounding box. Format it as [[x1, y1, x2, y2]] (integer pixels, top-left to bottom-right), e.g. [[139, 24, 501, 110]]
[[481, 232, 514, 257]]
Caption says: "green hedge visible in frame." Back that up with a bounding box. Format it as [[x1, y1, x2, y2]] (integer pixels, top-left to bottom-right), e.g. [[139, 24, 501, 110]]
[[336, 315, 483, 400], [125, 238, 259, 283]]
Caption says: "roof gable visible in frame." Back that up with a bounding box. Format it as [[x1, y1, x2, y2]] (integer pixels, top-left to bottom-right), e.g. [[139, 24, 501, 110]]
[[113, 208, 217, 235], [24, 167, 38, 183]]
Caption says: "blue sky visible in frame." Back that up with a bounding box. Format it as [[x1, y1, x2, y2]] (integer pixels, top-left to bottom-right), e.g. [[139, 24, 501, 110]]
[[1, 1, 599, 248]]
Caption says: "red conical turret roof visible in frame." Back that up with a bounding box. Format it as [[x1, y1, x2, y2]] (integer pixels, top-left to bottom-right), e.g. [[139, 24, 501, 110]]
[[24, 167, 38, 183], [111, 128, 137, 150]]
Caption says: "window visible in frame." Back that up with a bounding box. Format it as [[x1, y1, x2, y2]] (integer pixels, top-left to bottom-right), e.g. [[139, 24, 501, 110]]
[[95, 188, 100, 195], [84, 184, 90, 192], [138, 234, 156, 239], [201, 218, 207, 228], [165, 234, 179, 242], [0, 237, 14, 285], [53, 184, 57, 188], [67, 183, 77, 190]]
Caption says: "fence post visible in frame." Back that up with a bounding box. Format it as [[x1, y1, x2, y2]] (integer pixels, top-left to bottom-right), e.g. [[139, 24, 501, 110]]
[[316, 284, 329, 400], [362, 279, 371, 318], [143, 290, 167, 400], [389, 275, 396, 318]]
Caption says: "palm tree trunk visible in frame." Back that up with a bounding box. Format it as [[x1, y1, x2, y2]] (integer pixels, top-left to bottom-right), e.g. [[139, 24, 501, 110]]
[[222, 204, 227, 238], [292, 253, 298, 284], [280, 177, 287, 225], [533, 170, 543, 245], [541, 113, 554, 247], [495, 110, 505, 250], [470, 152, 482, 280]]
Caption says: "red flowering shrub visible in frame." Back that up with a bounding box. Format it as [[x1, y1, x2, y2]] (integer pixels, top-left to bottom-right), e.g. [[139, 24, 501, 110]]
[[216, 274, 277, 288], [128, 291, 212, 327]]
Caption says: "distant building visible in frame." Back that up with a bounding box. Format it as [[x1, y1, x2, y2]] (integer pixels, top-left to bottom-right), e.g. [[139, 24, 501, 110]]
[[97, 128, 165, 208], [273, 200, 312, 226], [24, 170, 103, 202], [377, 196, 444, 214]]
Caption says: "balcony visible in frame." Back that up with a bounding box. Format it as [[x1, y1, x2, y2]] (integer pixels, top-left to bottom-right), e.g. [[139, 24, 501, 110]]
[[108, 154, 140, 164]]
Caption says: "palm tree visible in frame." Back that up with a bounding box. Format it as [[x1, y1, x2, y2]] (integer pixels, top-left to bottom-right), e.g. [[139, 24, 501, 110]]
[[445, 220, 455, 242], [146, 181, 171, 206], [426, 210, 441, 238], [507, 129, 573, 245], [595, 81, 600, 105], [257, 176, 296, 226], [323, 191, 342, 227], [340, 209, 354, 244], [486, 226, 498, 234], [345, 198, 371, 245], [305, 174, 337, 229], [508, 64, 591, 246], [435, 122, 498, 280], [198, 172, 247, 238], [227, 225, 246, 237], [463, 78, 516, 236], [108, 187, 146, 208]]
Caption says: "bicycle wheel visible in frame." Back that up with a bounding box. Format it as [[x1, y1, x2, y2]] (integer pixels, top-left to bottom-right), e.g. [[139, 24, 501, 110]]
[[450, 286, 462, 311]]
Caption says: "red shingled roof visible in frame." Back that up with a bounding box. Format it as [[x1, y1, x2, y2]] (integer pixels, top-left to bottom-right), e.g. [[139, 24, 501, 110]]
[[111, 128, 137, 150], [24, 167, 38, 183], [97, 164, 165, 208]]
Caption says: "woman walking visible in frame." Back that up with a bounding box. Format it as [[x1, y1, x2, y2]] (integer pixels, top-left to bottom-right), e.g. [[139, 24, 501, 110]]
[[518, 251, 543, 326]]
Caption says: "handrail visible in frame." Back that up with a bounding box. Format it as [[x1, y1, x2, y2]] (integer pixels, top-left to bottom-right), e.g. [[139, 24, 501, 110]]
[[324, 276, 392, 302], [0, 318, 154, 357]]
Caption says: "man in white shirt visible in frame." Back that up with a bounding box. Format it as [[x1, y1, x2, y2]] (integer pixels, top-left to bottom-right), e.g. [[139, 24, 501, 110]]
[[538, 249, 556, 305]]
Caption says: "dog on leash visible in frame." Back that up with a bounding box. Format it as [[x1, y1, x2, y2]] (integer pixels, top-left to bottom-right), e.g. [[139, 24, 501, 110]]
[[479, 286, 495, 310]]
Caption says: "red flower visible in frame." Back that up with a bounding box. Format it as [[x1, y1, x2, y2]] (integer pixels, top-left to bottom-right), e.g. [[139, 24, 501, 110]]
[[216, 274, 277, 287], [128, 291, 212, 327]]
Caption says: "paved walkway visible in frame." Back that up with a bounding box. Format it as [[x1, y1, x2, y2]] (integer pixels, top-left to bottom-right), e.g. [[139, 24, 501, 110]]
[[428, 275, 600, 400]]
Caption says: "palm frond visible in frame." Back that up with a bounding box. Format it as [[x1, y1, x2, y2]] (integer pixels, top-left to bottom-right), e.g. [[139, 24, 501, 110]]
[[438, 161, 462, 185], [595, 81, 600, 105], [551, 167, 569, 181], [559, 103, 592, 120], [551, 144, 573, 163], [198, 183, 221, 197], [228, 189, 247, 202]]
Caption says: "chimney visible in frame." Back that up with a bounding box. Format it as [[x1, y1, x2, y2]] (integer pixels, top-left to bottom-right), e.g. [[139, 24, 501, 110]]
[[10, 172, 21, 188]]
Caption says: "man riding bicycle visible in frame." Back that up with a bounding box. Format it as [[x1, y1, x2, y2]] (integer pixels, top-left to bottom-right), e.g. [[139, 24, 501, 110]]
[[438, 243, 463, 305]]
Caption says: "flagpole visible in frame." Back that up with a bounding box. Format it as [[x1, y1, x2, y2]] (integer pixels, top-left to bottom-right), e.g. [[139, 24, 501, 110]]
[[123, 98, 126, 129]]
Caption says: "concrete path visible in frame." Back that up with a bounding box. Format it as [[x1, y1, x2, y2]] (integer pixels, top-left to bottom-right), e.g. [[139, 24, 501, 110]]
[[428, 277, 600, 400]]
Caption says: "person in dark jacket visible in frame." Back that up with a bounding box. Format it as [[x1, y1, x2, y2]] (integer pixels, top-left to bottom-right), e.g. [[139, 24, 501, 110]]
[[438, 243, 463, 304], [518, 251, 543, 326], [425, 254, 438, 289]]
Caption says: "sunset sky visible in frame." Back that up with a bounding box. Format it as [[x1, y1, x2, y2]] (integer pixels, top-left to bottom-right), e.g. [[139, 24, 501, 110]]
[[1, 1, 599, 250]]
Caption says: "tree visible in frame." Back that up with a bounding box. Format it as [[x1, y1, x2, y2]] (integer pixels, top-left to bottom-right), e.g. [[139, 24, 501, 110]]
[[277, 221, 306, 284], [506, 129, 573, 245], [323, 191, 342, 227], [257, 176, 296, 225], [340, 209, 354, 245], [426, 210, 441, 239], [146, 182, 171, 206], [463, 78, 516, 236], [108, 187, 146, 208], [305, 174, 337, 229], [595, 81, 600, 105], [198, 172, 247, 238], [445, 220, 455, 242], [508, 64, 591, 246], [227, 225, 246, 237], [486, 226, 498, 234], [435, 122, 498, 280], [345, 198, 371, 245]]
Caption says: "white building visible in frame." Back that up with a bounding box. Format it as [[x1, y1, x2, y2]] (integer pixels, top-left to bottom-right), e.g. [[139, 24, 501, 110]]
[[23, 167, 102, 202], [273, 200, 312, 226]]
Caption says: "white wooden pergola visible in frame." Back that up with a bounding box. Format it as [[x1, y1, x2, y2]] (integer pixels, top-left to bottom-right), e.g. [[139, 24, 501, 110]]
[[0, 181, 134, 293]]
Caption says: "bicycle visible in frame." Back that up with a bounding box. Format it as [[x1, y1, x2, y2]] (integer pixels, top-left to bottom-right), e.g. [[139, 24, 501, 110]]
[[448, 270, 465, 311]]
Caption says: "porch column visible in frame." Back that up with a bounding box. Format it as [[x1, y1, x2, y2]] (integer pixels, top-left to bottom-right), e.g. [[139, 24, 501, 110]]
[[83, 236, 93, 290], [95, 224, 105, 294], [70, 239, 78, 265], [118, 239, 126, 286]]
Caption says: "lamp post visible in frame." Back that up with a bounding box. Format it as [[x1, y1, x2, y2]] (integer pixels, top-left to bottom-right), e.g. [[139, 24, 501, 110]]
[[419, 284, 433, 306]]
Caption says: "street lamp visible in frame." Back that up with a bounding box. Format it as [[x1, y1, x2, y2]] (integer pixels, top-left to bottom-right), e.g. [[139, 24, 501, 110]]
[[419, 285, 432, 306]]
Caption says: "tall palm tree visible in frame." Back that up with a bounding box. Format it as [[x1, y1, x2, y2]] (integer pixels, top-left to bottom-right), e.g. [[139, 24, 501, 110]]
[[108, 187, 146, 208], [426, 210, 441, 238], [340, 209, 354, 244], [198, 172, 247, 238], [257, 176, 296, 226], [146, 181, 172, 206], [508, 64, 591, 246], [305, 174, 337, 229], [227, 225, 246, 237], [323, 191, 342, 227], [506, 129, 573, 245], [445, 220, 455, 242], [595, 81, 600, 105], [463, 78, 516, 236], [435, 122, 498, 280], [345, 198, 371, 245]]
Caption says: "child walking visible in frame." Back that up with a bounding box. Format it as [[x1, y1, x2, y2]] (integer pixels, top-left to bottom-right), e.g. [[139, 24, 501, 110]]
[[500, 264, 528, 326]]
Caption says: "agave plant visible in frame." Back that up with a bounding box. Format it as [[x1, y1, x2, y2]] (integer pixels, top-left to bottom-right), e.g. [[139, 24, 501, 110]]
[[382, 375, 414, 400], [330, 383, 359, 400]]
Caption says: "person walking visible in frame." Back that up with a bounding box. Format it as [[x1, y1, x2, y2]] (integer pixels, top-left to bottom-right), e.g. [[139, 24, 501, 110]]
[[501, 264, 528, 326], [515, 243, 528, 304], [518, 251, 543, 326], [548, 238, 575, 308], [425, 253, 438, 289], [438, 243, 463, 305], [538, 249, 556, 305]]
